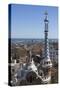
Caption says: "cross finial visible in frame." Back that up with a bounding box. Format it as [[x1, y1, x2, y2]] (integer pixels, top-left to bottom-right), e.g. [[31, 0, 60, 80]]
[[45, 11, 48, 15], [44, 11, 48, 22]]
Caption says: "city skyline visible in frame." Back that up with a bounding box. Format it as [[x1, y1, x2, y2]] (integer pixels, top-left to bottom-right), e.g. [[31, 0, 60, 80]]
[[10, 4, 58, 39]]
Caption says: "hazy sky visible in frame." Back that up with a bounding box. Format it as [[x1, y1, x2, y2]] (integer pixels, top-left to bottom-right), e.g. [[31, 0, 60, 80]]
[[10, 4, 58, 39]]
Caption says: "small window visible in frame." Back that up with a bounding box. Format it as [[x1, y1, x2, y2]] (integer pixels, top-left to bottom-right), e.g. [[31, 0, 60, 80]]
[[49, 61, 50, 64], [46, 62, 48, 64], [40, 73, 42, 76], [12, 69, 15, 73]]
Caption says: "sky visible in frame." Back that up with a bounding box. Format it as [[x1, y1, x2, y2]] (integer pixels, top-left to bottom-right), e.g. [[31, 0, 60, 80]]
[[10, 4, 58, 39]]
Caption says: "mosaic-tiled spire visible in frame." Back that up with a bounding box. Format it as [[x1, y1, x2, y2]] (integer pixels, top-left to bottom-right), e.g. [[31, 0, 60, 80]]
[[44, 12, 50, 60]]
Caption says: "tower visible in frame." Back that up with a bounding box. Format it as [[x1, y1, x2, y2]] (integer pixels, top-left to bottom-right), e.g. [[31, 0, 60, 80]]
[[42, 12, 52, 83], [44, 12, 50, 60]]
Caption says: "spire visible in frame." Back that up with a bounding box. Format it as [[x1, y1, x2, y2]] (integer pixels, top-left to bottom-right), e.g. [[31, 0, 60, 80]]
[[42, 11, 52, 68], [44, 12, 50, 59], [44, 11, 49, 33], [44, 11, 48, 23]]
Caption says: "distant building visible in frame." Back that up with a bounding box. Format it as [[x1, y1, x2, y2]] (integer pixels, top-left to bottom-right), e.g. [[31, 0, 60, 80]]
[[49, 43, 58, 64]]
